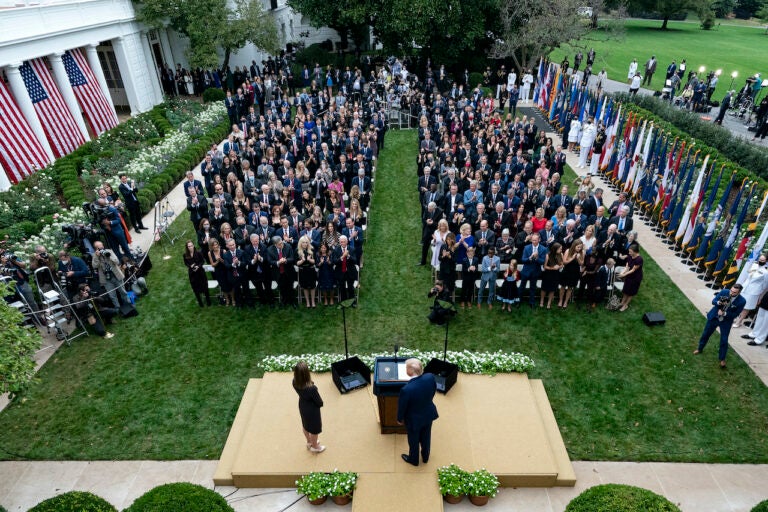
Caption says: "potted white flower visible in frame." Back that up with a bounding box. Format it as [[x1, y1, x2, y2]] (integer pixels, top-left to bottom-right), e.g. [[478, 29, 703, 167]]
[[328, 469, 358, 505], [437, 464, 468, 504], [296, 472, 330, 505], [465, 468, 500, 506]]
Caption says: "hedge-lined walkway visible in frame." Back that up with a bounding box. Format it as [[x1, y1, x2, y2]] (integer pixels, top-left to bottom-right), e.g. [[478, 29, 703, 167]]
[[1, 459, 765, 511]]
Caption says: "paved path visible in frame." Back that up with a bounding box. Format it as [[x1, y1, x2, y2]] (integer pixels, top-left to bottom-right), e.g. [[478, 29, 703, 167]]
[[1, 460, 766, 511]]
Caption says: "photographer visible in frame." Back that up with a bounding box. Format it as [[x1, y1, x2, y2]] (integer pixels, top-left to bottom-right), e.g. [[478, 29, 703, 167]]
[[57, 250, 90, 299], [71, 283, 115, 339], [427, 279, 455, 325], [94, 198, 133, 263], [29, 245, 57, 293], [1, 248, 39, 313], [694, 284, 746, 369], [92, 241, 129, 309]]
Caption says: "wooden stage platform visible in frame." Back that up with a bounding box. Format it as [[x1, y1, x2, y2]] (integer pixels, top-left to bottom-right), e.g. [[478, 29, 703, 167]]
[[214, 372, 575, 511]]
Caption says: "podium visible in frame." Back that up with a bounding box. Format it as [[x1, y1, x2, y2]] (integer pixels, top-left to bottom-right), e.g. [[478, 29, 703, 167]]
[[372, 357, 410, 434]]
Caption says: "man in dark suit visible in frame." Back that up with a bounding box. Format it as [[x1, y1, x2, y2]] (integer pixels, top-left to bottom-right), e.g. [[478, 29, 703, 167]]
[[182, 171, 205, 198], [352, 169, 372, 210], [267, 236, 296, 308], [519, 233, 548, 307], [118, 174, 146, 232], [276, 216, 299, 251], [233, 217, 256, 249], [474, 220, 496, 258], [397, 358, 439, 466], [551, 185, 573, 213], [222, 239, 247, 307], [608, 192, 634, 218], [332, 235, 358, 302], [589, 206, 608, 235], [244, 233, 272, 307], [420, 202, 443, 265], [342, 218, 364, 266], [608, 205, 633, 235], [694, 284, 746, 368]]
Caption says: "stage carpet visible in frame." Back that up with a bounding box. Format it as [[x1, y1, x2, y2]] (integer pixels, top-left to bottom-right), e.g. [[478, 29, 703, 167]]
[[214, 372, 575, 511]]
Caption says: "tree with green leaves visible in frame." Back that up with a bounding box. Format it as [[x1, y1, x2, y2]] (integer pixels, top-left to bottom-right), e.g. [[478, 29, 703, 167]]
[[628, 0, 693, 29], [134, 0, 280, 70], [286, 0, 367, 49], [491, 0, 593, 71], [0, 282, 42, 400]]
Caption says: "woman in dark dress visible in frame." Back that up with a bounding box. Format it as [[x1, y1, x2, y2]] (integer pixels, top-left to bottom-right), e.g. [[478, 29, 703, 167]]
[[297, 235, 317, 308], [316, 243, 335, 305], [293, 361, 325, 453], [617, 244, 643, 312], [541, 242, 563, 309], [459, 246, 480, 308], [438, 232, 457, 292], [183, 240, 210, 307], [498, 259, 520, 311], [207, 239, 232, 306], [559, 239, 584, 309]]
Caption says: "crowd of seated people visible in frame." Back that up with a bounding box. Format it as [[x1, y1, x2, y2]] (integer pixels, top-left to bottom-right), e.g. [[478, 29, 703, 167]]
[[412, 88, 639, 312], [184, 85, 384, 309]]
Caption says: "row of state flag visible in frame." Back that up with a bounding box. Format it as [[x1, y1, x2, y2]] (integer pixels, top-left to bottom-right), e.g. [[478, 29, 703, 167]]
[[0, 48, 118, 186], [532, 57, 768, 288]]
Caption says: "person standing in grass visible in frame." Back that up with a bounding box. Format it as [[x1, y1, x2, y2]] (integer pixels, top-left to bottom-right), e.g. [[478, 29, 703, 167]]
[[293, 361, 325, 453], [694, 284, 746, 369]]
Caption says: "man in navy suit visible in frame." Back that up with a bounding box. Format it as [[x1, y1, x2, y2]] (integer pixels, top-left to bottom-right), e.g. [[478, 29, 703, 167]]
[[397, 358, 439, 466], [694, 284, 746, 368], [551, 185, 573, 213], [519, 233, 548, 307], [352, 169, 372, 210]]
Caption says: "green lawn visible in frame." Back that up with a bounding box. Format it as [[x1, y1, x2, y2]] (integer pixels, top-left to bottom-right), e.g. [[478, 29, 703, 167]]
[[550, 19, 767, 99], [1, 130, 767, 463]]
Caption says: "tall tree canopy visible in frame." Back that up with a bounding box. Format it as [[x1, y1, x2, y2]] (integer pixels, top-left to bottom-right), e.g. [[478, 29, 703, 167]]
[[491, 0, 592, 71], [135, 0, 280, 70], [288, 0, 501, 68]]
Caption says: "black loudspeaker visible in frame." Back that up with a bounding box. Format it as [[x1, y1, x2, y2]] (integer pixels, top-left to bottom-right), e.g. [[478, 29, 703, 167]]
[[425, 358, 459, 394], [119, 303, 138, 318], [642, 311, 665, 326], [330, 356, 371, 394]]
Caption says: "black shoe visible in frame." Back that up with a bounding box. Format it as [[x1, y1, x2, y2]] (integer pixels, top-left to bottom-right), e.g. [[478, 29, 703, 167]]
[[417, 262, 426, 266], [742, 334, 755, 339], [748, 341, 760, 346], [401, 454, 418, 466]]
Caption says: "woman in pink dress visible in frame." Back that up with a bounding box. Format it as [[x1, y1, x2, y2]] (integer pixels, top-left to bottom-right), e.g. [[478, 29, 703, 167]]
[[327, 173, 346, 213]]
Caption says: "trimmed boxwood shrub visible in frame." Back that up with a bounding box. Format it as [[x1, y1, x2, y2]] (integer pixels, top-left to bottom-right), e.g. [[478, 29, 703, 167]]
[[203, 87, 226, 103], [469, 72, 484, 89], [138, 189, 156, 206], [565, 484, 680, 512], [124, 483, 234, 512], [28, 491, 116, 512], [752, 499, 768, 512], [1, 503, 7, 511]]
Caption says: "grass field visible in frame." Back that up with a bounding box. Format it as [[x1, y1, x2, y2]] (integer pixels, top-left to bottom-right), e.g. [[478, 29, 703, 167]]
[[550, 19, 767, 99], [1, 130, 768, 464]]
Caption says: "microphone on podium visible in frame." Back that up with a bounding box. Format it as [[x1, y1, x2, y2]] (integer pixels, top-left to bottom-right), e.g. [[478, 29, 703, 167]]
[[394, 344, 399, 359]]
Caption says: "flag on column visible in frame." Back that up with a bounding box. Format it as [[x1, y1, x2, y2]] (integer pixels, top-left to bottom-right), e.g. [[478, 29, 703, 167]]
[[0, 78, 52, 184], [685, 163, 724, 252], [19, 58, 86, 158], [667, 151, 700, 236], [705, 179, 749, 269], [62, 49, 118, 135]]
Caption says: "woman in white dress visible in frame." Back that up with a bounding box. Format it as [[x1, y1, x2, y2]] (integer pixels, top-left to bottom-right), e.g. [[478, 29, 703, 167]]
[[567, 118, 581, 152], [627, 59, 638, 83], [184, 70, 194, 95], [734, 256, 768, 327], [431, 219, 450, 270]]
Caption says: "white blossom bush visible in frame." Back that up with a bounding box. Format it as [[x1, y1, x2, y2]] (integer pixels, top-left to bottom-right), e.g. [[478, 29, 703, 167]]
[[121, 131, 193, 186], [259, 348, 535, 374], [9, 207, 89, 260]]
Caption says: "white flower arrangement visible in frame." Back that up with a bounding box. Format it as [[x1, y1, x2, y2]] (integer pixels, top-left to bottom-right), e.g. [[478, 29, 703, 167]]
[[259, 348, 535, 374], [122, 131, 192, 184], [180, 103, 227, 135]]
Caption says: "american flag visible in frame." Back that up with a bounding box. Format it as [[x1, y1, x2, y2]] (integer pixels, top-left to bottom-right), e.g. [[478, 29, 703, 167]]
[[0, 78, 51, 184], [20, 58, 85, 158], [63, 49, 118, 135]]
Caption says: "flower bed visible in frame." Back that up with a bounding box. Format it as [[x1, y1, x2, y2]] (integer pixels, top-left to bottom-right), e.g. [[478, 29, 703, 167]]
[[2, 100, 227, 257], [259, 349, 535, 374]]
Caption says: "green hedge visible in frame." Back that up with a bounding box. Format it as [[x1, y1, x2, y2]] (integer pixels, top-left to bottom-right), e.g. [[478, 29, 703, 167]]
[[202, 88, 226, 103], [123, 483, 234, 512], [614, 93, 768, 181], [565, 484, 680, 512], [752, 499, 768, 512], [28, 491, 116, 512]]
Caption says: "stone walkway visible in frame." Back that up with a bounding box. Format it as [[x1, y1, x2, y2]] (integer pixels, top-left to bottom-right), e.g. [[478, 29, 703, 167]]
[[3, 104, 768, 511], [1, 460, 766, 511]]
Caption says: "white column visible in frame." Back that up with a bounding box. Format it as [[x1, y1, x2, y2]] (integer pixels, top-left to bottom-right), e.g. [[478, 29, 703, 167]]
[[0, 161, 12, 192], [4, 63, 55, 161], [158, 28, 176, 70], [140, 32, 164, 104], [85, 43, 119, 120], [48, 52, 91, 141], [112, 33, 160, 115]]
